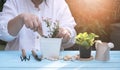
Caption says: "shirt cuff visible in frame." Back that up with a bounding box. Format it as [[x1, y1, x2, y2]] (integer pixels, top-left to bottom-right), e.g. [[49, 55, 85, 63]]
[[0, 21, 16, 42]]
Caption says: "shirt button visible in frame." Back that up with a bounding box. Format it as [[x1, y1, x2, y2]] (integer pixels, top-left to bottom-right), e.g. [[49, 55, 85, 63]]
[[37, 36, 39, 39]]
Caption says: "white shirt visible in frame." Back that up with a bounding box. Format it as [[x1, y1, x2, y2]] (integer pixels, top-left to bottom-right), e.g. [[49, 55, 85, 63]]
[[0, 0, 76, 50]]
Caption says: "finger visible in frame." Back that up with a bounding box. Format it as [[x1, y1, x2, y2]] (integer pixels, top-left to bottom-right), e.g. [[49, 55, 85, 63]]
[[62, 33, 70, 43], [61, 29, 68, 37], [36, 18, 43, 35], [36, 17, 42, 30], [38, 26, 43, 35], [25, 20, 33, 30], [33, 19, 39, 31], [55, 28, 63, 38], [25, 24, 30, 28], [55, 32, 61, 38], [62, 29, 71, 44], [29, 21, 34, 30], [32, 16, 39, 31], [24, 18, 30, 28], [62, 35, 68, 43]]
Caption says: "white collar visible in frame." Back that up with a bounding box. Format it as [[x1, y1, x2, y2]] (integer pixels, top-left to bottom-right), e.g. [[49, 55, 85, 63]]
[[27, 0, 46, 11]]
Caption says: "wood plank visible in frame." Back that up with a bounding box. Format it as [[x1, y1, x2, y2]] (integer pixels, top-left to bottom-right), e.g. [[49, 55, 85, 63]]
[[0, 51, 119, 69]]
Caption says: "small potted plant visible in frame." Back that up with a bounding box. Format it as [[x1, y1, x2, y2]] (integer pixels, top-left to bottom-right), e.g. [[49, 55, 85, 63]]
[[75, 32, 99, 59], [40, 17, 62, 59]]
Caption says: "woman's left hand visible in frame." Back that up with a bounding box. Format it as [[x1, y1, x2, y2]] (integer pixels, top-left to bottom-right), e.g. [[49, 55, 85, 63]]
[[55, 27, 71, 43]]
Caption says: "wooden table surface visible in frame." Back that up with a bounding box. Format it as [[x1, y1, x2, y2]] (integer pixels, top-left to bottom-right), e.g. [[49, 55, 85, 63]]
[[0, 51, 120, 70]]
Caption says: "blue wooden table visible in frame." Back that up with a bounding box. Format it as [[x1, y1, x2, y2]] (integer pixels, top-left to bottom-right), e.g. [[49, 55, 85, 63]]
[[0, 51, 120, 70]]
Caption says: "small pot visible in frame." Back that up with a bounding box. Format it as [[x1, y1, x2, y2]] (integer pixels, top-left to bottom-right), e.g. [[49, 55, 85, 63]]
[[40, 37, 62, 59], [79, 46, 92, 58]]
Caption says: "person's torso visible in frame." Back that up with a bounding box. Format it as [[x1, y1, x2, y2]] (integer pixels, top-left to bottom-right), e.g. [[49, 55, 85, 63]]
[[5, 0, 63, 50]]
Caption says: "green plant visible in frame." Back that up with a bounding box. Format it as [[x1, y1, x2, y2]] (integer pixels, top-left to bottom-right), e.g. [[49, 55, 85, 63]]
[[42, 18, 59, 38], [75, 32, 99, 49]]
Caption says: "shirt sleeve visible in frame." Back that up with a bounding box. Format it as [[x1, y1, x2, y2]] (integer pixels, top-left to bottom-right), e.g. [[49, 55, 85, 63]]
[[57, 0, 77, 49], [0, 0, 17, 42]]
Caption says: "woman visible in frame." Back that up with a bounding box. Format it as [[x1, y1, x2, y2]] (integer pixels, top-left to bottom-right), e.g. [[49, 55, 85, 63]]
[[0, 0, 76, 50]]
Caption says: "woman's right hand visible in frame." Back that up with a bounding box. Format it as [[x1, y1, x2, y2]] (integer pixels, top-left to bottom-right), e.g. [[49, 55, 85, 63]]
[[20, 13, 42, 33], [8, 13, 43, 36]]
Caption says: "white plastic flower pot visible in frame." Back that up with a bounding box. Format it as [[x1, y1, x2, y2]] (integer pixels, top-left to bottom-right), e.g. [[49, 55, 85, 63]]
[[40, 37, 62, 59]]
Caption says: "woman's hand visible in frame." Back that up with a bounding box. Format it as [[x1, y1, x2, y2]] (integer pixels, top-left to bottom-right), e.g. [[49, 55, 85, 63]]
[[20, 13, 42, 33], [8, 13, 43, 36], [56, 27, 71, 43]]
